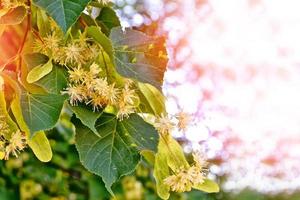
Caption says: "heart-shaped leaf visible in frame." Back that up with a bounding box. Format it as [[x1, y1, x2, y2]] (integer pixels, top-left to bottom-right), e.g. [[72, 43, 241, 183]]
[[75, 113, 158, 194], [21, 92, 67, 135], [33, 0, 91, 33], [35, 63, 67, 94]]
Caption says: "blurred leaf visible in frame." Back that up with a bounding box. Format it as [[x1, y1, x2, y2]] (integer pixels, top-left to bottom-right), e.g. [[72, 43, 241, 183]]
[[137, 82, 165, 116], [110, 27, 168, 90], [96, 7, 120, 35], [153, 140, 170, 200], [87, 26, 114, 61], [0, 84, 19, 139], [0, 6, 27, 25], [193, 179, 220, 193]]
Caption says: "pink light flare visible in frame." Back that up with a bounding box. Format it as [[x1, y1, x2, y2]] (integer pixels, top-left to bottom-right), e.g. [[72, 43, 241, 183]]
[[162, 0, 300, 193]]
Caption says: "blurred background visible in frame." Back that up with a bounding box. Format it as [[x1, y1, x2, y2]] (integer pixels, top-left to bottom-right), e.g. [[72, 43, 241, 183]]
[[2, 0, 300, 199], [114, 0, 300, 199]]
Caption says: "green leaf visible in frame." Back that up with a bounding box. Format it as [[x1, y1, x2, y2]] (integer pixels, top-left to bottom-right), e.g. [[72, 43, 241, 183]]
[[36, 8, 51, 37], [110, 27, 168, 89], [28, 131, 53, 162], [10, 98, 53, 162], [137, 82, 166, 116], [70, 104, 102, 136], [20, 92, 67, 135], [33, 0, 91, 33], [75, 113, 158, 194], [35, 63, 67, 94], [0, 6, 27, 25], [193, 179, 220, 193], [24, 53, 49, 70], [96, 7, 120, 35], [27, 59, 53, 83], [163, 135, 189, 171], [87, 26, 114, 61]]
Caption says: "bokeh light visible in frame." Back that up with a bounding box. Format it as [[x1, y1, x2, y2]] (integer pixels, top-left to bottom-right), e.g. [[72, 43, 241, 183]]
[[115, 0, 300, 194]]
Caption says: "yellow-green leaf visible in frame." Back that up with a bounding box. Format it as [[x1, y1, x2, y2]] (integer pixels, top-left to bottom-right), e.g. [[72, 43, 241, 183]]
[[28, 131, 52, 162], [27, 59, 53, 83], [153, 139, 170, 200], [193, 179, 220, 193], [162, 135, 189, 171], [137, 82, 166, 116], [10, 98, 53, 162], [0, 78, 19, 139]]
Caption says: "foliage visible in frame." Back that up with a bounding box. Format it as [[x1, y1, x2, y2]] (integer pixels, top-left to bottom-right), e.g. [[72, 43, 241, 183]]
[[0, 0, 219, 199]]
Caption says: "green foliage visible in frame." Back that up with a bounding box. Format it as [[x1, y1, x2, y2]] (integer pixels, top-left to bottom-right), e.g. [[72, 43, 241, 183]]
[[20, 92, 67, 135], [0, 0, 219, 198], [96, 7, 121, 35], [35, 63, 68, 94], [75, 113, 158, 194]]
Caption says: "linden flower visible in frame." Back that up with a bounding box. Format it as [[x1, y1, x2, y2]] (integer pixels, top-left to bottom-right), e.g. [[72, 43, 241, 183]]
[[176, 111, 191, 132], [89, 63, 102, 77], [85, 44, 101, 60], [117, 102, 135, 121], [153, 114, 175, 135], [89, 94, 108, 111], [62, 85, 86, 105], [106, 83, 119, 105], [43, 32, 61, 54], [164, 168, 193, 193], [121, 86, 138, 105], [64, 42, 86, 65], [4, 130, 27, 160], [68, 66, 86, 83], [92, 78, 109, 95], [32, 39, 46, 53]]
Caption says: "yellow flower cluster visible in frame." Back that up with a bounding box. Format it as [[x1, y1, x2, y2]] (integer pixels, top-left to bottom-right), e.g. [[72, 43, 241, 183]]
[[33, 31, 100, 67], [63, 64, 138, 120], [154, 111, 192, 135], [154, 114, 175, 135], [164, 152, 207, 193], [0, 116, 27, 160]]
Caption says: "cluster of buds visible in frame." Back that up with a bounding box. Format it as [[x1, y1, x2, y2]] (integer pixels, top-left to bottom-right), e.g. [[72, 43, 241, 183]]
[[33, 30, 100, 67], [154, 111, 192, 135], [0, 116, 27, 160], [164, 152, 208, 192], [63, 64, 139, 120]]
